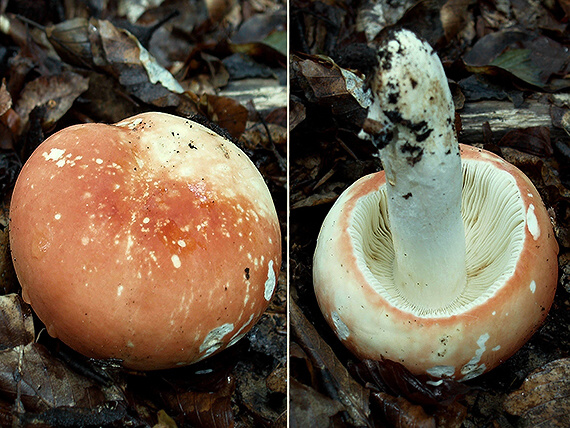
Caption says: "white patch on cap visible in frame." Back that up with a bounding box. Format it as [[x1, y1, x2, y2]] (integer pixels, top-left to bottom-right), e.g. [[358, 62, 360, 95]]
[[264, 260, 276, 300], [228, 313, 256, 347], [200, 323, 234, 358], [461, 333, 490, 380], [331, 311, 349, 340], [171, 254, 181, 268], [117, 285, 124, 296], [426, 365, 456, 378], [492, 345, 501, 351], [526, 204, 540, 240], [42, 148, 66, 162], [95, 158, 103, 164], [54, 213, 61, 220], [530, 280, 536, 294]]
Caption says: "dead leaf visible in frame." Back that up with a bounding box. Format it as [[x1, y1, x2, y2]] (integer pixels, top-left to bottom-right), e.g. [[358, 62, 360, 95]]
[[463, 31, 570, 90], [0, 294, 34, 350], [196, 94, 248, 140], [44, 17, 185, 108], [498, 126, 553, 157], [0, 342, 123, 414], [289, 379, 346, 428], [162, 375, 235, 428], [14, 71, 89, 131], [440, 0, 471, 41], [504, 358, 570, 426], [266, 365, 287, 395], [289, 96, 306, 131], [293, 55, 371, 117], [0, 81, 12, 117], [372, 392, 436, 428], [352, 359, 471, 407], [290, 300, 371, 427]]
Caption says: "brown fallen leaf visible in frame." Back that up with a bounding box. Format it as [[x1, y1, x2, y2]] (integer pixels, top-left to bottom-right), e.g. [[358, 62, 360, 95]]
[[14, 71, 89, 132], [0, 342, 124, 414], [440, 0, 471, 41], [504, 358, 570, 426], [289, 378, 346, 428], [194, 93, 248, 140], [352, 359, 471, 407], [0, 294, 34, 350], [161, 375, 236, 428], [42, 17, 185, 108], [498, 126, 553, 157], [290, 300, 371, 427], [372, 392, 436, 428], [292, 55, 370, 119], [0, 81, 12, 117], [463, 31, 570, 90]]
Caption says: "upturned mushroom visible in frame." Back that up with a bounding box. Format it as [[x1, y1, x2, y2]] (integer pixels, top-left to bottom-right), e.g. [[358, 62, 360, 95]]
[[10, 112, 281, 370], [313, 29, 558, 380]]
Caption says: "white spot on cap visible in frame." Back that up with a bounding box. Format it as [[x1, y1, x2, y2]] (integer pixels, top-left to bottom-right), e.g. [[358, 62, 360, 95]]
[[42, 148, 65, 162], [331, 311, 349, 340], [264, 260, 276, 300], [95, 158, 103, 164], [426, 365, 456, 378], [81, 237, 89, 246], [171, 254, 181, 268], [117, 285, 123, 296], [526, 204, 540, 240], [143, 217, 150, 224], [200, 323, 234, 357], [492, 345, 501, 351], [530, 280, 536, 294], [54, 213, 61, 220], [461, 333, 490, 380], [228, 314, 256, 347], [177, 240, 186, 247]]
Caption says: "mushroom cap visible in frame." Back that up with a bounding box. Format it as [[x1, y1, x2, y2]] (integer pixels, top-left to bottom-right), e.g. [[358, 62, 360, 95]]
[[10, 112, 281, 370], [313, 144, 558, 380]]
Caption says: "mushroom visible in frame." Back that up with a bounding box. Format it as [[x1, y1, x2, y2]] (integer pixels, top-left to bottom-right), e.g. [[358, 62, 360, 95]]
[[313, 29, 558, 380], [9, 112, 281, 370]]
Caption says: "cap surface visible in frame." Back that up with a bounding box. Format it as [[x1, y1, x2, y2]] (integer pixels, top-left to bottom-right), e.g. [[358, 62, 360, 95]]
[[10, 112, 281, 370]]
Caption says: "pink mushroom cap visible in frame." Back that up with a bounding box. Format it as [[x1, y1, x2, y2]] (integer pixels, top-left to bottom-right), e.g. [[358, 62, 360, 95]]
[[10, 112, 281, 370]]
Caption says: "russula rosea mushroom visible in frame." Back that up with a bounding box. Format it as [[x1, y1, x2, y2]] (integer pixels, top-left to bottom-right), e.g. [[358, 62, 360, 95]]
[[313, 29, 558, 380], [9, 112, 281, 370]]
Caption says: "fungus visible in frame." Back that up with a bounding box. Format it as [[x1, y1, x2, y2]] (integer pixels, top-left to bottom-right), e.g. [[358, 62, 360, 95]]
[[9, 112, 281, 370], [313, 29, 558, 380]]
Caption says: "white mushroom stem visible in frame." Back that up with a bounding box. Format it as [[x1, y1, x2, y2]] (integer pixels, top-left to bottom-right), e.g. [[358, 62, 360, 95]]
[[361, 29, 466, 310]]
